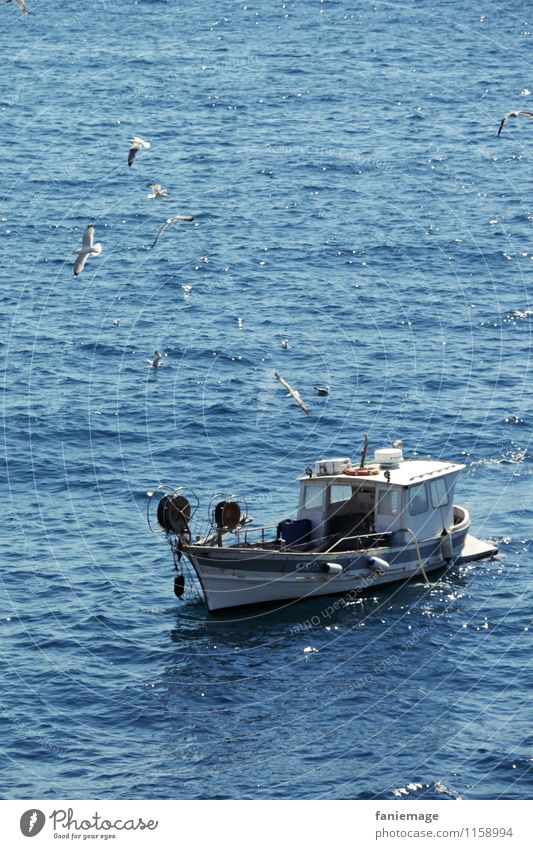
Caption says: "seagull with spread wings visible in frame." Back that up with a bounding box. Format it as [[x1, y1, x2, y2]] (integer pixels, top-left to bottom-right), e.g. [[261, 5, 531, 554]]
[[128, 136, 150, 167], [149, 215, 195, 248], [274, 372, 309, 415], [73, 224, 103, 276], [5, 0, 28, 13], [147, 350, 163, 368], [146, 181, 168, 199], [497, 110, 533, 136]]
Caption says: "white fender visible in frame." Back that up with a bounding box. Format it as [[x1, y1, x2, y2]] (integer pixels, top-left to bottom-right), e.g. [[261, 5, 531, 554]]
[[323, 562, 343, 575], [440, 530, 454, 561], [367, 555, 391, 574]]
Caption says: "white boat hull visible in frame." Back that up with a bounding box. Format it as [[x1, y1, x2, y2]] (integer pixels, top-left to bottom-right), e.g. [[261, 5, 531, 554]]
[[182, 516, 497, 612], [188, 556, 438, 611]]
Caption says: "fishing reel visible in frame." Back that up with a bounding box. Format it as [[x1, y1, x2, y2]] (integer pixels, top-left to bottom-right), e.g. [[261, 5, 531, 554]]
[[147, 484, 199, 539], [208, 493, 249, 533]]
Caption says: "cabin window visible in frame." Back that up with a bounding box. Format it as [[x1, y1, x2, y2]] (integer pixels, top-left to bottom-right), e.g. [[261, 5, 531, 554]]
[[377, 488, 400, 515], [303, 485, 324, 510], [430, 477, 449, 508], [329, 485, 353, 505], [409, 483, 428, 515]]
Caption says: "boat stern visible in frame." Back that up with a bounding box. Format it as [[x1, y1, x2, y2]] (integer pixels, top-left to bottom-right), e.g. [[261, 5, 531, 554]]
[[456, 533, 498, 564]]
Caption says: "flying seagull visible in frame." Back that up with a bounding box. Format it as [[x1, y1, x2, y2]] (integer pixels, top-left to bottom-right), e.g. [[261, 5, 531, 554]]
[[146, 181, 168, 199], [274, 371, 309, 414], [149, 214, 195, 249], [73, 224, 103, 276], [128, 136, 150, 167], [5, 0, 28, 13], [313, 385, 330, 396], [497, 110, 533, 136]]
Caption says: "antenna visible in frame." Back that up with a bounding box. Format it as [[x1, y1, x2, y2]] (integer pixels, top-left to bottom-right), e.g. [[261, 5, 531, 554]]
[[360, 433, 369, 469]]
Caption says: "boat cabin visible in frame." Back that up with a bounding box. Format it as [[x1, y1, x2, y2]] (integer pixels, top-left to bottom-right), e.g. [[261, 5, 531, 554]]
[[293, 450, 464, 550]]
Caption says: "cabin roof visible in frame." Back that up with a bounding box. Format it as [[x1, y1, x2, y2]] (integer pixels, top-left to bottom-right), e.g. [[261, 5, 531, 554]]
[[300, 459, 465, 487]]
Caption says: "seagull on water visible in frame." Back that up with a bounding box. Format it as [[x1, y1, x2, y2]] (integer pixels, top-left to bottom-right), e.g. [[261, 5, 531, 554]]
[[147, 350, 163, 368], [73, 224, 103, 276], [128, 136, 150, 167], [150, 214, 195, 249], [281, 339, 291, 349], [497, 110, 533, 136], [5, 0, 28, 13], [313, 385, 330, 396], [146, 181, 168, 199], [113, 319, 120, 327]]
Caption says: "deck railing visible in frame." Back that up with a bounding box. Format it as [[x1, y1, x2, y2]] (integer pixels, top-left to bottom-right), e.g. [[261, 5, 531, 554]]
[[322, 531, 392, 553], [236, 523, 279, 546], [192, 521, 392, 553]]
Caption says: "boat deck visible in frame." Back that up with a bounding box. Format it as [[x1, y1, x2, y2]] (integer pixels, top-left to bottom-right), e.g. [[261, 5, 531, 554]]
[[456, 533, 498, 563]]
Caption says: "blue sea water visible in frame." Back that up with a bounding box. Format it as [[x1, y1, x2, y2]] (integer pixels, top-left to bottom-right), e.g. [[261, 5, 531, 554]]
[[0, 0, 532, 800]]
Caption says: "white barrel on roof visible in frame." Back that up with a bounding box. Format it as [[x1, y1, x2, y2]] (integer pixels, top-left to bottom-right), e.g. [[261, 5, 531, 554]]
[[374, 447, 403, 468]]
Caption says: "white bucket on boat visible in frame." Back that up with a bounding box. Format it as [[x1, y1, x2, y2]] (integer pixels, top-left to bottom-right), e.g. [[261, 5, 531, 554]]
[[374, 448, 403, 468]]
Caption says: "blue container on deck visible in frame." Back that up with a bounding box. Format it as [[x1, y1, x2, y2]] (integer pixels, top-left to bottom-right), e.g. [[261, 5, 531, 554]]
[[277, 518, 312, 547]]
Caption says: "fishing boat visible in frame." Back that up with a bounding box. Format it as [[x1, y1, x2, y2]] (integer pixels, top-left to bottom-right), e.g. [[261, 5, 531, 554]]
[[148, 439, 497, 612]]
